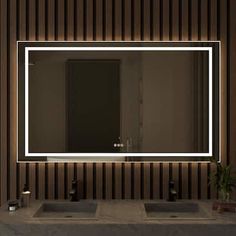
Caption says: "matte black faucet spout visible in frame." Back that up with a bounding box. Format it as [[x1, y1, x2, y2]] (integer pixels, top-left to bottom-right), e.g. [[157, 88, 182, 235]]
[[168, 180, 177, 202], [69, 179, 79, 201]]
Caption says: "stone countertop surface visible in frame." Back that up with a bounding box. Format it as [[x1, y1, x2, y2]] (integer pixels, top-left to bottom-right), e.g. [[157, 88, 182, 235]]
[[0, 200, 236, 225], [1, 200, 236, 236]]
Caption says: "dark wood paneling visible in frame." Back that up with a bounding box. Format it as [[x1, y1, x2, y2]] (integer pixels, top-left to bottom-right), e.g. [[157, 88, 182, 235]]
[[0, 0, 8, 205], [0, 0, 234, 205], [9, 0, 17, 201], [229, 0, 236, 199]]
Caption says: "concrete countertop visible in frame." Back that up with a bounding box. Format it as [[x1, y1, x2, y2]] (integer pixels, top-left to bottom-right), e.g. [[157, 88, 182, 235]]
[[1, 200, 236, 236], [0, 200, 236, 225]]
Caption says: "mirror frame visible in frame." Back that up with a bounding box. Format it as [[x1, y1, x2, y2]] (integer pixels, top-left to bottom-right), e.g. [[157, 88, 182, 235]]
[[17, 41, 221, 162]]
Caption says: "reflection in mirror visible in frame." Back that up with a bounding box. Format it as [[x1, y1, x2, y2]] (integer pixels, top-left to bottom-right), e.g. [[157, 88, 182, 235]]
[[17, 42, 220, 161]]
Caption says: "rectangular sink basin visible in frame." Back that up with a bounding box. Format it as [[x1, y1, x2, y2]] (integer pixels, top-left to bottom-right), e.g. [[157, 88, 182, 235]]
[[34, 202, 97, 219], [144, 202, 214, 220]]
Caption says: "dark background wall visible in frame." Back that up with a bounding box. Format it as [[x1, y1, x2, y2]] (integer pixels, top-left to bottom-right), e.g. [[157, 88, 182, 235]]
[[0, 0, 236, 204]]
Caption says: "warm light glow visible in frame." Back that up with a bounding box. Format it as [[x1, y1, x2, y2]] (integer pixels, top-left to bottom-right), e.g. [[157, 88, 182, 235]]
[[17, 42, 220, 162]]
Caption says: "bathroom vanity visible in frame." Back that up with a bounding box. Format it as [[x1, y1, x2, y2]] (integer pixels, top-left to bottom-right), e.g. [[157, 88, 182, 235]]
[[0, 200, 236, 236]]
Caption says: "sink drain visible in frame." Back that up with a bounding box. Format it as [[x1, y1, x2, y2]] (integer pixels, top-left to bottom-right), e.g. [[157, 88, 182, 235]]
[[170, 215, 178, 218], [65, 215, 73, 218]]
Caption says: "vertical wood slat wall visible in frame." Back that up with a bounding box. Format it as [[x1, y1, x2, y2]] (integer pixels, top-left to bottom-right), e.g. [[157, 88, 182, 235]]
[[0, 0, 235, 204]]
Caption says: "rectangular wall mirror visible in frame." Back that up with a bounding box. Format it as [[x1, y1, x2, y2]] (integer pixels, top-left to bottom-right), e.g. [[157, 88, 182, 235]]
[[17, 42, 220, 162]]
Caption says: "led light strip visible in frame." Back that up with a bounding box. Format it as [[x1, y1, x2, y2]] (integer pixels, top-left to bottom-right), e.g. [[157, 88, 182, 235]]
[[23, 46, 214, 158]]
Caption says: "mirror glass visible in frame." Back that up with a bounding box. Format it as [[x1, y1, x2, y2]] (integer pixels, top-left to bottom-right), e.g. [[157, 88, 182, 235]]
[[17, 42, 220, 162]]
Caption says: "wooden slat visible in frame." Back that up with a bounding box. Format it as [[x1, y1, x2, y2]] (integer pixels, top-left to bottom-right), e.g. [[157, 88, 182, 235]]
[[48, 0, 55, 40], [105, 163, 112, 199], [19, 0, 26, 39], [124, 163, 131, 198], [38, 163, 45, 199], [9, 0, 17, 200], [77, 163, 84, 199], [124, 0, 131, 40], [209, 0, 218, 200], [134, 163, 141, 199], [96, 163, 103, 199], [143, 0, 150, 40], [172, 163, 179, 199], [105, 0, 113, 40], [46, 0, 55, 200], [96, 0, 103, 40], [67, 0, 74, 40], [35, 0, 46, 201], [67, 163, 74, 199], [134, 0, 141, 40], [172, 0, 179, 40], [210, 0, 217, 40], [47, 163, 55, 199], [18, 0, 26, 198], [143, 163, 150, 199], [27, 0, 36, 201], [191, 163, 199, 199], [220, 0, 228, 166], [162, 0, 169, 40], [86, 163, 93, 199], [86, 0, 93, 40], [200, 0, 208, 40], [210, 163, 217, 199], [28, 0, 36, 40], [19, 164, 26, 196], [75, 0, 84, 40], [29, 164, 36, 200], [229, 0, 236, 200], [0, 0, 8, 205], [57, 163, 65, 199], [191, 0, 199, 40], [38, 0, 45, 40], [114, 0, 122, 40], [200, 163, 208, 199], [162, 163, 169, 200], [181, 163, 189, 199], [152, 0, 160, 40], [115, 163, 122, 199], [57, 0, 65, 40], [153, 163, 160, 199], [181, 0, 189, 40]]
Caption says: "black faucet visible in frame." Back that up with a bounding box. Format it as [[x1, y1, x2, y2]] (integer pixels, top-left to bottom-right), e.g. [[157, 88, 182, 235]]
[[69, 179, 79, 201], [168, 180, 177, 202]]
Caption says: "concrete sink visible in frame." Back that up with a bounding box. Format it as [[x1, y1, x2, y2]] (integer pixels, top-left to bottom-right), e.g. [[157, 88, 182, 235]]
[[34, 201, 97, 219]]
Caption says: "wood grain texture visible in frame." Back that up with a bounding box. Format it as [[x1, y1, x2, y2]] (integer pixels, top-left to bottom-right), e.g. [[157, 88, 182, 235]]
[[181, 163, 189, 199], [200, 163, 208, 199], [105, 163, 112, 199], [47, 163, 55, 199], [152, 163, 160, 199], [76, 163, 84, 199], [162, 163, 169, 199], [143, 163, 150, 199], [86, 163, 94, 199], [124, 163, 131, 198], [229, 0, 236, 199], [115, 163, 122, 199], [191, 163, 199, 199], [57, 163, 65, 199], [0, 0, 8, 205], [95, 163, 103, 199], [9, 0, 17, 201], [0, 0, 233, 205], [134, 163, 141, 199], [152, 0, 160, 40], [220, 0, 228, 166]]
